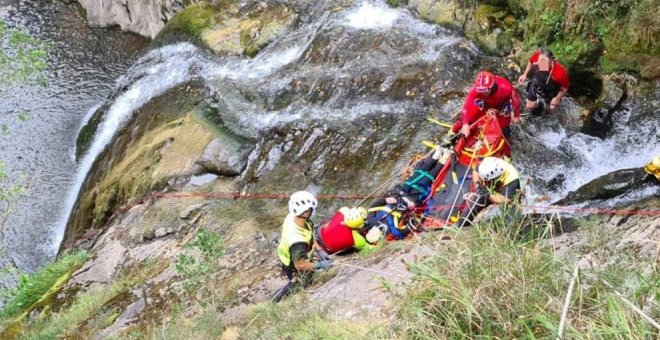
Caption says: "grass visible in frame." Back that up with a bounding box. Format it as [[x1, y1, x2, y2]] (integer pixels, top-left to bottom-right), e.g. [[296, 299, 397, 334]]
[[17, 280, 129, 339], [0, 251, 88, 320], [175, 228, 224, 294], [12, 258, 167, 339], [391, 212, 659, 338]]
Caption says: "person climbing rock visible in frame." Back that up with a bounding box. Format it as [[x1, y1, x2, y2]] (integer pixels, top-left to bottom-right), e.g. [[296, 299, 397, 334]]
[[314, 206, 381, 255], [456, 156, 521, 227], [518, 47, 570, 115], [273, 191, 332, 302], [452, 71, 522, 141]]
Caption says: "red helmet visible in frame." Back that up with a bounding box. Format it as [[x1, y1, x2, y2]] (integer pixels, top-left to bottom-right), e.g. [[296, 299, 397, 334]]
[[474, 71, 496, 94]]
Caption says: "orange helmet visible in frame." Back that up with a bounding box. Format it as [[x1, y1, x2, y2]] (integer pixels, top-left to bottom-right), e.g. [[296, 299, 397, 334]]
[[474, 71, 496, 94]]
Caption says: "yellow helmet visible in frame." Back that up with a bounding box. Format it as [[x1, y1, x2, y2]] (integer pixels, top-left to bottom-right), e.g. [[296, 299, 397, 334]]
[[644, 156, 660, 180], [340, 207, 367, 229]]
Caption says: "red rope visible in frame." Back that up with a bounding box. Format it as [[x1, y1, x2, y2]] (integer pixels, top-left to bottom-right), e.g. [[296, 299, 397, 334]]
[[107, 190, 660, 227], [412, 203, 660, 217]]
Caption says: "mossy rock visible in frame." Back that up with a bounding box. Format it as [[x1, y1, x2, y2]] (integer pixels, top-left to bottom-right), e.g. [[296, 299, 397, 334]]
[[200, 3, 297, 57], [157, 2, 221, 41], [474, 4, 508, 30], [64, 82, 209, 245]]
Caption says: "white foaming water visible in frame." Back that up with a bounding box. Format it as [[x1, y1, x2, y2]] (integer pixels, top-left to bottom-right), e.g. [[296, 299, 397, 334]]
[[214, 46, 305, 80], [537, 125, 566, 148], [53, 39, 314, 250], [53, 43, 206, 250], [538, 119, 660, 203], [567, 133, 658, 190], [344, 1, 399, 29]]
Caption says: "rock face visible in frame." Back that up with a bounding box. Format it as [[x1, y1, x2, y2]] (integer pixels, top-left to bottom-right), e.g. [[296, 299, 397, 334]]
[[408, 0, 516, 56], [77, 0, 185, 38]]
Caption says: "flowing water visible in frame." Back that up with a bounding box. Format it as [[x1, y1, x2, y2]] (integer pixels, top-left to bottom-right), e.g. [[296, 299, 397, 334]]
[[0, 0, 147, 276], [515, 99, 660, 204], [4, 0, 658, 277]]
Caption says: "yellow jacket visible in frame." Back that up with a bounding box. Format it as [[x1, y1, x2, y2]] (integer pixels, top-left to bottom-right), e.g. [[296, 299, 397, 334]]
[[277, 214, 313, 266]]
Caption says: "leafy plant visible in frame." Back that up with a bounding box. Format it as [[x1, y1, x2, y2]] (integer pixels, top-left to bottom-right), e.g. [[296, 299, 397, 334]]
[[0, 20, 50, 91], [175, 228, 224, 292]]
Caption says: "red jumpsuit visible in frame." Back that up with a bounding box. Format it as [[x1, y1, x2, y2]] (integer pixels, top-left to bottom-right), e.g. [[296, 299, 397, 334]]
[[452, 75, 521, 134]]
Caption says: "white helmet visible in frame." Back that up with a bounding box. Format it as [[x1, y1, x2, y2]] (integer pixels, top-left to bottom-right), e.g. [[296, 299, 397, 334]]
[[366, 227, 382, 244], [288, 191, 318, 217], [478, 157, 506, 181]]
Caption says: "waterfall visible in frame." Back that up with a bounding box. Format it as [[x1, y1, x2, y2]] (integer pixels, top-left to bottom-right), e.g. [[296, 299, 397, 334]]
[[53, 43, 206, 250]]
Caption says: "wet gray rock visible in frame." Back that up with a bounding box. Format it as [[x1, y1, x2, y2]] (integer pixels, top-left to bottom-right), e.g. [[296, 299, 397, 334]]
[[70, 239, 126, 285], [179, 203, 207, 220], [196, 139, 253, 177], [77, 0, 185, 38], [557, 167, 653, 205], [97, 294, 145, 339], [581, 74, 634, 139]]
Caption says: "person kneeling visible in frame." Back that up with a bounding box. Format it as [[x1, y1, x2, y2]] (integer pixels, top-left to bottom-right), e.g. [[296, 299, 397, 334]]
[[273, 191, 333, 302], [456, 157, 521, 227]]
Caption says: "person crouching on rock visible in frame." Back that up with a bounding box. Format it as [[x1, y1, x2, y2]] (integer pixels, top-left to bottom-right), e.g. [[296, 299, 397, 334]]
[[456, 157, 522, 227], [273, 191, 332, 302], [314, 206, 382, 255], [518, 47, 570, 115]]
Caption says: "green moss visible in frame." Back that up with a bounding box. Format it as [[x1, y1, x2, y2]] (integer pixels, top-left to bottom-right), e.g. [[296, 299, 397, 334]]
[[548, 37, 600, 68], [513, 0, 658, 78], [161, 2, 218, 37], [387, 0, 407, 7]]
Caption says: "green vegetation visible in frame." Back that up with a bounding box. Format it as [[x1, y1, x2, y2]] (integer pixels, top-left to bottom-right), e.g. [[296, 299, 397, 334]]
[[151, 304, 226, 339], [517, 0, 658, 78], [175, 228, 224, 293], [0, 251, 88, 320], [243, 294, 388, 339], [392, 214, 659, 338], [159, 2, 218, 38], [9, 258, 165, 339], [0, 20, 50, 89], [0, 19, 49, 229]]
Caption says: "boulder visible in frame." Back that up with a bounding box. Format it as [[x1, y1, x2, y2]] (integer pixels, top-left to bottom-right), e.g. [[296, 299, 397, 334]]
[[200, 3, 297, 56], [77, 0, 186, 38], [197, 139, 253, 176], [556, 167, 654, 205]]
